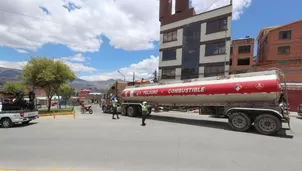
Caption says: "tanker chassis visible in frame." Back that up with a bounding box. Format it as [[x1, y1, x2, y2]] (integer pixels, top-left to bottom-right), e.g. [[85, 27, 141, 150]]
[[119, 70, 290, 135]]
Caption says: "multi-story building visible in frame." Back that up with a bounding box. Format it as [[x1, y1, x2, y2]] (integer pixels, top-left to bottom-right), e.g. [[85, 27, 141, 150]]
[[158, 0, 232, 80], [257, 19, 302, 64], [256, 19, 302, 111], [229, 37, 255, 74], [256, 19, 302, 82]]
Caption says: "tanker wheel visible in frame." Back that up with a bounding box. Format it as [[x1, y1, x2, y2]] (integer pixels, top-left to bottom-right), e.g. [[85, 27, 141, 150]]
[[121, 105, 127, 116], [254, 114, 281, 135], [228, 112, 251, 132], [127, 106, 137, 117]]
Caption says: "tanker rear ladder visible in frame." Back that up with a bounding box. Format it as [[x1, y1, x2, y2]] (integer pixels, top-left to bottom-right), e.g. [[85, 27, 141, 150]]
[[118, 69, 291, 136]]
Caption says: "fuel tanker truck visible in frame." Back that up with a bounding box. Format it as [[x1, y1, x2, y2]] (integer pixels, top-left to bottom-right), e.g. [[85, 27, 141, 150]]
[[118, 70, 290, 135]]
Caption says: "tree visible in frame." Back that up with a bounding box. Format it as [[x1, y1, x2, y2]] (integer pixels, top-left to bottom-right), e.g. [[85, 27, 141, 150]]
[[22, 57, 75, 111], [58, 84, 74, 107], [4, 82, 27, 94]]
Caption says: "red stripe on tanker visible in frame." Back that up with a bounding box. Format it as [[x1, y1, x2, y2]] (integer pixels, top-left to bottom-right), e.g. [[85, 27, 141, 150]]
[[121, 79, 280, 97]]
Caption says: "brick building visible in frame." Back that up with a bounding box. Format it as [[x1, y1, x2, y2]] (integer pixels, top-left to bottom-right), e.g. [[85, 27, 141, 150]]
[[230, 37, 255, 74], [256, 20, 302, 82], [158, 0, 232, 80], [79, 89, 90, 99], [257, 20, 302, 63], [255, 19, 302, 111]]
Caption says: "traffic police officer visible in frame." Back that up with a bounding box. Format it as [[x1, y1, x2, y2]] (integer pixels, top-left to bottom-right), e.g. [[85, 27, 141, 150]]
[[141, 101, 148, 126], [112, 98, 120, 119]]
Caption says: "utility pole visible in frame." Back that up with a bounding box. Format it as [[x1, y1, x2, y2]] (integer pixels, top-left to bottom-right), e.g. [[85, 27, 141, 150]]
[[115, 81, 118, 101], [153, 70, 158, 83], [133, 72, 135, 85]]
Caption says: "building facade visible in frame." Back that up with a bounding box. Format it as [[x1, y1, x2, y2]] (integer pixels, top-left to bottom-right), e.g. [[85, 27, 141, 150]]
[[257, 20, 302, 63], [79, 89, 90, 99], [256, 19, 302, 82], [230, 37, 255, 74], [255, 20, 302, 111], [158, 0, 232, 81]]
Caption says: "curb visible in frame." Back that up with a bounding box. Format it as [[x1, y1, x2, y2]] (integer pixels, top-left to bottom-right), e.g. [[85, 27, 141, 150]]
[[39, 111, 75, 117]]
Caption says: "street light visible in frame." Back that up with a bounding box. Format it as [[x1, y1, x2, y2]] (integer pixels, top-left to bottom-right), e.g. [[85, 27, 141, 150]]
[[117, 70, 125, 82]]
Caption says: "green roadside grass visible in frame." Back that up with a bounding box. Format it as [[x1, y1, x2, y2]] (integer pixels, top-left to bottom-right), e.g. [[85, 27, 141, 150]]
[[39, 107, 74, 114]]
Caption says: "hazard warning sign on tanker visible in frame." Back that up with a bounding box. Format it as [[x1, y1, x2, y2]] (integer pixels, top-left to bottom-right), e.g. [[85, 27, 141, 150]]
[[255, 83, 264, 89], [234, 84, 242, 91]]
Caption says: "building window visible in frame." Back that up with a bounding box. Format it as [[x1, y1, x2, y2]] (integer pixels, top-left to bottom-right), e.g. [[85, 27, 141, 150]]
[[279, 30, 291, 40], [162, 49, 177, 61], [278, 46, 290, 54], [204, 65, 225, 77], [230, 46, 233, 54], [237, 58, 250, 65], [181, 68, 198, 80], [163, 30, 177, 43], [161, 68, 176, 79], [205, 41, 226, 56], [206, 18, 227, 34], [238, 45, 251, 53], [229, 59, 232, 66]]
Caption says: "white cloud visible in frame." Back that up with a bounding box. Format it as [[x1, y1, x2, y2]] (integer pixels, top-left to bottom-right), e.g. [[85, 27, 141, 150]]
[[62, 53, 88, 62], [61, 60, 97, 73], [55, 53, 96, 73], [16, 49, 28, 54], [80, 55, 159, 81], [0, 60, 28, 70], [192, 0, 252, 20], [0, 0, 251, 53], [0, 54, 96, 73]]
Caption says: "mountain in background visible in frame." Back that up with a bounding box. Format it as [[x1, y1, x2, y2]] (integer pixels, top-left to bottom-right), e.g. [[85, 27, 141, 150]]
[[0, 67, 119, 92]]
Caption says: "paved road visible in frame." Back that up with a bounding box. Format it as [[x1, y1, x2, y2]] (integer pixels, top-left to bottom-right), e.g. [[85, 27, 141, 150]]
[[1, 105, 302, 171]]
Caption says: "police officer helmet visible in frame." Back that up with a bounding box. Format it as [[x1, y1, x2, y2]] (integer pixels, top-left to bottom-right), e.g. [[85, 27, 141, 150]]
[[142, 101, 147, 104]]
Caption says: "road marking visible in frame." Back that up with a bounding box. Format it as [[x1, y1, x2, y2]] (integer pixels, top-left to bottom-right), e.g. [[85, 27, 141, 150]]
[[0, 169, 99, 171]]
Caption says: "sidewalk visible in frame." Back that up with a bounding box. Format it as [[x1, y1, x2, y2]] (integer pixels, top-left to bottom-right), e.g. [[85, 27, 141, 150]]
[[289, 111, 301, 118]]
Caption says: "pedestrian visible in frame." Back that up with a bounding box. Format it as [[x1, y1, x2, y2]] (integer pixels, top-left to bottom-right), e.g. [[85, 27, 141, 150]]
[[141, 101, 148, 126], [112, 98, 120, 119]]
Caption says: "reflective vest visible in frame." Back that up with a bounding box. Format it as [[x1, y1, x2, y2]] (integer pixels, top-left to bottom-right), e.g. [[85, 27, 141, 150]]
[[142, 105, 147, 112], [112, 100, 117, 108]]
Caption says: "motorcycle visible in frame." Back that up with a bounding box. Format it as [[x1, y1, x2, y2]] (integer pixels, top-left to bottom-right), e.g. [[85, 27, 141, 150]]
[[80, 105, 93, 114]]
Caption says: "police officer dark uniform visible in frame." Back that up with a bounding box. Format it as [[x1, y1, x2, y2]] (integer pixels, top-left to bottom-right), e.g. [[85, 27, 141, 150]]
[[141, 101, 148, 126], [112, 99, 120, 119]]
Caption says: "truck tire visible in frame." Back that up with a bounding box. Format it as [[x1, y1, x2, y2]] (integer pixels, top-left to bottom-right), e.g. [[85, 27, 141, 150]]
[[121, 106, 127, 116], [254, 114, 281, 135], [1, 118, 13, 128], [127, 106, 137, 117], [228, 112, 251, 132]]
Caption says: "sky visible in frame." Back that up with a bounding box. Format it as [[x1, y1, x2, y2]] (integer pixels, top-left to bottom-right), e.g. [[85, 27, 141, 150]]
[[0, 0, 301, 81]]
